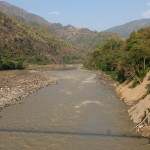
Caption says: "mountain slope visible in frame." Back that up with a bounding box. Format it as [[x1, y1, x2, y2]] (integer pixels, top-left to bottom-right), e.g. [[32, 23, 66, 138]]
[[0, 11, 80, 64], [105, 19, 150, 38], [50, 24, 123, 52], [0, 1, 123, 53], [0, 1, 51, 26]]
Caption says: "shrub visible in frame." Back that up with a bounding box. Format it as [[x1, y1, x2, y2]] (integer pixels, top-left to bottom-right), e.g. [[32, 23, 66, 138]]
[[16, 60, 24, 69], [0, 58, 25, 70]]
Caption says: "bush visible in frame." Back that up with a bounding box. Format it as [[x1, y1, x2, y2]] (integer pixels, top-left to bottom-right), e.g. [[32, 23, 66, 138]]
[[129, 80, 140, 88], [0, 58, 15, 70], [117, 69, 126, 83], [0, 58, 25, 70], [138, 70, 148, 80], [16, 60, 24, 69]]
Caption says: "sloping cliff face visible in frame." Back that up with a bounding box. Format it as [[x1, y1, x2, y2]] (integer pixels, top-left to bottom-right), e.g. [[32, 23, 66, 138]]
[[116, 72, 150, 137]]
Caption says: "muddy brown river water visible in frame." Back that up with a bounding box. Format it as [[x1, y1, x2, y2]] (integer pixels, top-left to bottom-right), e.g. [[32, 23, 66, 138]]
[[0, 68, 149, 150]]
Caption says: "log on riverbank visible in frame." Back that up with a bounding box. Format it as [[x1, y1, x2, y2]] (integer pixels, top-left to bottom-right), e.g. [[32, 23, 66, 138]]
[[0, 70, 57, 109]]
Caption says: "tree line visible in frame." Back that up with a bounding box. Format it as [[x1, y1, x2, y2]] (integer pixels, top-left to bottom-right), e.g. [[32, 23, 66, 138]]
[[84, 27, 150, 85]]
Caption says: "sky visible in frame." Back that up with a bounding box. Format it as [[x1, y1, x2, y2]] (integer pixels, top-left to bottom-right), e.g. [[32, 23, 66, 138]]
[[2, 0, 150, 31]]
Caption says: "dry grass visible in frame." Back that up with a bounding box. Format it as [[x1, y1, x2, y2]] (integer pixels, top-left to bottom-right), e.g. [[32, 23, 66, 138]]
[[26, 64, 82, 70], [26, 64, 66, 70]]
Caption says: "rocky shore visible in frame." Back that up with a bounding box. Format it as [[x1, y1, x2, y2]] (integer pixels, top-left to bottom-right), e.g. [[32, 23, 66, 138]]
[[0, 70, 57, 109]]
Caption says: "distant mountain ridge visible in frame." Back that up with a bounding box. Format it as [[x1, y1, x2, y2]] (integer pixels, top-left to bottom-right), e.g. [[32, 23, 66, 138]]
[[50, 23, 122, 51], [1, 1, 150, 40], [105, 19, 150, 38]]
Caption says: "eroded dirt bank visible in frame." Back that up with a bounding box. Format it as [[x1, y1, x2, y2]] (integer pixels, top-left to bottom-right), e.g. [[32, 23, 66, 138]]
[[116, 72, 150, 137], [0, 70, 57, 109]]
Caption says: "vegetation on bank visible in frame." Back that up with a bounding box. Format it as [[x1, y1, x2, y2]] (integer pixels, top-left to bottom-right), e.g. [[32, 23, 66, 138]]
[[84, 27, 150, 85], [0, 58, 24, 70]]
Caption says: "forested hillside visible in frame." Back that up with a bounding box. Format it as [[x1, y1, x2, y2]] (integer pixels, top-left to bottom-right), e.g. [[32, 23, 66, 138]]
[[0, 10, 81, 70], [0, 1, 124, 71], [85, 27, 150, 85], [0, 1, 123, 55]]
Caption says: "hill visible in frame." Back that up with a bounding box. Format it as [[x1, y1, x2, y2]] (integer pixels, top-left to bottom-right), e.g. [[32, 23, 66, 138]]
[[0, 1, 123, 53], [50, 24, 123, 52], [105, 19, 150, 38], [50, 24, 122, 53], [0, 10, 80, 67]]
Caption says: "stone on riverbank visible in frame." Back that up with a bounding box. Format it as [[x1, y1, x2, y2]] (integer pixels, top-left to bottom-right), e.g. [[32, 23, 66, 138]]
[[128, 95, 150, 124], [0, 70, 57, 109]]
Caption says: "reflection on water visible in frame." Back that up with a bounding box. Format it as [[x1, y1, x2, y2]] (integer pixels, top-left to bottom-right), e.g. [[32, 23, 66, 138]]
[[0, 68, 149, 150]]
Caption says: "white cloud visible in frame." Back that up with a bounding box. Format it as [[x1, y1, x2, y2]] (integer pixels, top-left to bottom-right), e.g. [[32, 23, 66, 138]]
[[142, 10, 150, 18], [48, 11, 60, 16]]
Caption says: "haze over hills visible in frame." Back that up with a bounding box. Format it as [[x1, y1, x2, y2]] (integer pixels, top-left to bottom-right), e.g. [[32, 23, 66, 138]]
[[0, 1, 122, 53], [105, 19, 150, 38]]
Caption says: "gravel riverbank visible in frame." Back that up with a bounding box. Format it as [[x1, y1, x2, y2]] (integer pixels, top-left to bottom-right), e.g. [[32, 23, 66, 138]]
[[0, 70, 57, 109]]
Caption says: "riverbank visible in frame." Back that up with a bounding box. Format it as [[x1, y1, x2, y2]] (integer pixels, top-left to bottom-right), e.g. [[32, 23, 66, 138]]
[[95, 71, 117, 87], [0, 70, 57, 109], [116, 71, 150, 137], [0, 64, 82, 110]]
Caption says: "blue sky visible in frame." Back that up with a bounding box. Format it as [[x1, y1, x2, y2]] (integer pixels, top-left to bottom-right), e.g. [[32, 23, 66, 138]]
[[2, 0, 150, 31]]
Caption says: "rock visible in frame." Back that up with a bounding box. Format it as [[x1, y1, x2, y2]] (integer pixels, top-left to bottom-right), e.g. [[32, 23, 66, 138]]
[[139, 126, 150, 137], [128, 95, 150, 124]]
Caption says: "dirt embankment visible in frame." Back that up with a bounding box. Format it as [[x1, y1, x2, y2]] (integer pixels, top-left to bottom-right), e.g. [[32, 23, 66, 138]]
[[0, 70, 57, 109], [116, 72, 150, 137]]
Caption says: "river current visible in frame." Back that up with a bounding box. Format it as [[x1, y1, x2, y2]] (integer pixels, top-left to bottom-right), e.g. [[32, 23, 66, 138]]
[[0, 68, 149, 150]]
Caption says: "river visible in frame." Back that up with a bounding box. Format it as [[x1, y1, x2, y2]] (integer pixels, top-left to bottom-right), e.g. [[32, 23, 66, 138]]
[[0, 68, 149, 150]]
